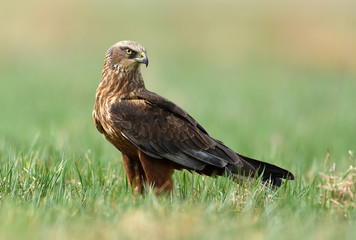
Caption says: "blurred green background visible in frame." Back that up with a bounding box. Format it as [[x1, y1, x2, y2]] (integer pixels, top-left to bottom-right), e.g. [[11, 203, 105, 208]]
[[1, 0, 356, 175]]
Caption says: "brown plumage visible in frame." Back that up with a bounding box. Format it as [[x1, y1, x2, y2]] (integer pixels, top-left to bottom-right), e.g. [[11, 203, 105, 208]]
[[93, 40, 294, 193]]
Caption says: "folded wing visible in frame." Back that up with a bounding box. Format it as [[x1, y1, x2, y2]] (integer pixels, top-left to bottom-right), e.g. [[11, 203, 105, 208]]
[[109, 90, 294, 185]]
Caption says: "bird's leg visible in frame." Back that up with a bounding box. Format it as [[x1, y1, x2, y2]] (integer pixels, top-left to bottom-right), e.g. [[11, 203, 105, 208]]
[[138, 151, 174, 194], [121, 153, 146, 193]]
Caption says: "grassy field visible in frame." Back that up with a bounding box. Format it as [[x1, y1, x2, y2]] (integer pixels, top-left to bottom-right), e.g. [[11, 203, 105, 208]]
[[1, 0, 355, 239]]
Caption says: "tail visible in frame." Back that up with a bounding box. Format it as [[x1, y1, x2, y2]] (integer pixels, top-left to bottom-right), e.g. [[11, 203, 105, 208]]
[[227, 153, 295, 187]]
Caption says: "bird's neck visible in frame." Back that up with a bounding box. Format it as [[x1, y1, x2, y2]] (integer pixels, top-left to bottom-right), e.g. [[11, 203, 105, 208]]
[[97, 62, 146, 99]]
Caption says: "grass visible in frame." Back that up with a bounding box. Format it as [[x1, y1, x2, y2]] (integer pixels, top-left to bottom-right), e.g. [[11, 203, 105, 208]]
[[0, 141, 354, 240], [1, 0, 356, 239]]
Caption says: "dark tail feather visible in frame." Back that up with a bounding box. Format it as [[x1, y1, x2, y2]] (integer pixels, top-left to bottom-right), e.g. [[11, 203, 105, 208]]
[[230, 153, 295, 187]]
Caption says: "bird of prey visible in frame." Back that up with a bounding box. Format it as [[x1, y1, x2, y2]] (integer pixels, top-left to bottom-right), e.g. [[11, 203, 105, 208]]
[[93, 40, 294, 193]]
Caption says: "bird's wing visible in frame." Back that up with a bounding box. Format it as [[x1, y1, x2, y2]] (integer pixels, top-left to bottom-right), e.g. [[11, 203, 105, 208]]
[[109, 90, 254, 172]]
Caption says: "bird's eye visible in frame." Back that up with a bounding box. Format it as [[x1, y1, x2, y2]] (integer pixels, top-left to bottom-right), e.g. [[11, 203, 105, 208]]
[[125, 49, 133, 55]]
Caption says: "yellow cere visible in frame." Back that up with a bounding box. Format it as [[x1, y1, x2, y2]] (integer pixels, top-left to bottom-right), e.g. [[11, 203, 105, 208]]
[[141, 52, 145, 57]]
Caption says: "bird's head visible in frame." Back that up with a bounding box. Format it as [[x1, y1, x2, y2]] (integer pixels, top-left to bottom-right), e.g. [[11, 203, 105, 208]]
[[106, 40, 148, 73]]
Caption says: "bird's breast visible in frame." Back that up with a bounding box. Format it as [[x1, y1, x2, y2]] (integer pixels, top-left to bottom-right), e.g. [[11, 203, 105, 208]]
[[93, 97, 139, 158]]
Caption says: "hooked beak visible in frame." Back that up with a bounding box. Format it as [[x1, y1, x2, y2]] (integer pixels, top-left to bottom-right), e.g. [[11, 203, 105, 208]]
[[136, 52, 149, 67]]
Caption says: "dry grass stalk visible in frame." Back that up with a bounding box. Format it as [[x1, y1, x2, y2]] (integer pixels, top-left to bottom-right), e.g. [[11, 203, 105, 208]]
[[318, 151, 355, 211]]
